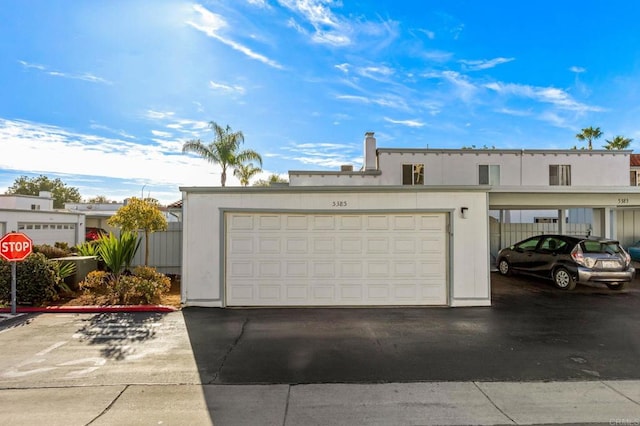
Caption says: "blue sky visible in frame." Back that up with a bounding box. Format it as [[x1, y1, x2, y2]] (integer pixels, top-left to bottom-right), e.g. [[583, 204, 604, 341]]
[[1, 0, 640, 205]]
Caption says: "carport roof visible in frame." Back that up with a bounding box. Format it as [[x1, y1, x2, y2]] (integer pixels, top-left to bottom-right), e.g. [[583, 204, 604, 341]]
[[489, 186, 640, 209]]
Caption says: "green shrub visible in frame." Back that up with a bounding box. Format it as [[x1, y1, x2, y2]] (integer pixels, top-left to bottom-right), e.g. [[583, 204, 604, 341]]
[[79, 267, 170, 305], [34, 244, 72, 259], [75, 241, 101, 258], [49, 259, 77, 293], [54, 242, 70, 251], [98, 232, 140, 277], [0, 253, 58, 306], [130, 266, 171, 303]]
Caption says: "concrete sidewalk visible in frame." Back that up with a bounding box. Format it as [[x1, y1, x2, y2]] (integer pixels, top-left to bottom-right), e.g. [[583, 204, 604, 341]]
[[2, 380, 639, 425]]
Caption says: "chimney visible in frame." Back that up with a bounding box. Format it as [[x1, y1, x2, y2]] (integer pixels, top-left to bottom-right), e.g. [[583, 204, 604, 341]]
[[363, 131, 377, 171]]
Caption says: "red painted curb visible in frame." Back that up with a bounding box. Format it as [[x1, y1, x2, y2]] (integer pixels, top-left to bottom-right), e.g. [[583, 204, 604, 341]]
[[0, 305, 178, 314]]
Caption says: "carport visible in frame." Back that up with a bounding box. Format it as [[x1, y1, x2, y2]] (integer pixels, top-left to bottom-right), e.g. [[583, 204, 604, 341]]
[[488, 187, 640, 256]]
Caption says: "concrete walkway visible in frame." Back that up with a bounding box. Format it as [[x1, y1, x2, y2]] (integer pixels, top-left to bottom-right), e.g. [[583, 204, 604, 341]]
[[2, 380, 639, 425]]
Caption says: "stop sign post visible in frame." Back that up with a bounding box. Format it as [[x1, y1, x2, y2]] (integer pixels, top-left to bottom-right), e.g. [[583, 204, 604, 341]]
[[0, 233, 33, 314]]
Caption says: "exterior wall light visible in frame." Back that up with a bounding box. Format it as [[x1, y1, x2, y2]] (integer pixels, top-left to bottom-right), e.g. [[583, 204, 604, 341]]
[[460, 207, 469, 219]]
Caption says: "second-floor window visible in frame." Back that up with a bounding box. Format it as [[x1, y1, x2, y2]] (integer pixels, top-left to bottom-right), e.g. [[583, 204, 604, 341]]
[[549, 165, 571, 186], [402, 164, 424, 185], [479, 165, 500, 185]]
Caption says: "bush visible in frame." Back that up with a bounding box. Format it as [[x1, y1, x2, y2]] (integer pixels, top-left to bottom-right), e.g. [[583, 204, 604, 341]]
[[79, 266, 170, 305], [0, 253, 58, 306], [54, 242, 70, 251], [34, 244, 72, 259]]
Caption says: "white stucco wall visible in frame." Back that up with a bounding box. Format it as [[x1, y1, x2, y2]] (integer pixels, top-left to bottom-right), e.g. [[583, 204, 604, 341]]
[[0, 209, 85, 245], [181, 187, 490, 308], [0, 194, 55, 211], [376, 149, 631, 187]]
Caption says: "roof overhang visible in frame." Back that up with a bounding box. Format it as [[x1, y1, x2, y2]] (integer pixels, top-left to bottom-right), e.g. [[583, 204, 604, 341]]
[[489, 186, 640, 209]]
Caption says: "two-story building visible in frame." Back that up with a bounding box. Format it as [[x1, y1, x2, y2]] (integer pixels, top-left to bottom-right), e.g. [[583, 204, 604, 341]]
[[180, 132, 639, 308]]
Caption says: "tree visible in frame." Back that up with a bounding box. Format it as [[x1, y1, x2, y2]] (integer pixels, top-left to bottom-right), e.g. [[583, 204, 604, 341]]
[[253, 174, 289, 187], [604, 135, 633, 150], [575, 126, 603, 150], [5, 175, 81, 209], [233, 163, 262, 186], [107, 197, 168, 266], [86, 195, 113, 203], [182, 121, 263, 186]]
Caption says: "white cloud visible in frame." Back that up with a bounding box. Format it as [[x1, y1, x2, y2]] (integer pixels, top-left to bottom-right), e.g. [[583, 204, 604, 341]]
[[440, 71, 478, 102], [570, 66, 586, 73], [279, 0, 396, 48], [0, 118, 228, 202], [279, 141, 360, 168], [418, 29, 435, 39], [384, 117, 425, 128], [278, 0, 350, 46], [485, 81, 603, 112], [187, 4, 283, 69], [151, 130, 173, 138], [209, 80, 246, 94], [247, 0, 270, 7], [89, 123, 136, 140], [335, 63, 350, 73], [18, 60, 112, 85], [495, 108, 532, 117], [356, 65, 395, 80], [336, 93, 409, 110], [459, 57, 515, 71], [145, 110, 176, 120], [422, 50, 454, 63]]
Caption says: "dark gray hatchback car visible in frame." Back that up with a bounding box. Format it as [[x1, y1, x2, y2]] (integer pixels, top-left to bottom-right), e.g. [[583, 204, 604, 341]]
[[496, 234, 635, 290]]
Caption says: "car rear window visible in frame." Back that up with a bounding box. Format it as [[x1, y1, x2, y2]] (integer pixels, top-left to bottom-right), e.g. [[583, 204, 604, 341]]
[[581, 241, 622, 254]]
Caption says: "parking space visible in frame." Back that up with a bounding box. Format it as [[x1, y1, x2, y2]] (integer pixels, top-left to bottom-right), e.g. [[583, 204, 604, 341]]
[[181, 272, 640, 384], [491, 262, 640, 299]]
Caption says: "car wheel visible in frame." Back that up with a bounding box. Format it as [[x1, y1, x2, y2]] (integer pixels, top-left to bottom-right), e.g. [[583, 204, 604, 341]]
[[606, 282, 626, 291], [553, 267, 576, 290], [498, 259, 511, 276]]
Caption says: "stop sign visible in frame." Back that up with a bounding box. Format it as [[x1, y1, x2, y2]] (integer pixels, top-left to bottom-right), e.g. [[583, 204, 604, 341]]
[[0, 233, 33, 262]]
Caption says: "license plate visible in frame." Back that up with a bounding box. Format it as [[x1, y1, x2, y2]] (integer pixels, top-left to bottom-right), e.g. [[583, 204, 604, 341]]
[[600, 260, 619, 268]]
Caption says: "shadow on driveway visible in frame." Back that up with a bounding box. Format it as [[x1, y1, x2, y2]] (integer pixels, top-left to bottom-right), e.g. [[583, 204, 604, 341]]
[[182, 274, 640, 385]]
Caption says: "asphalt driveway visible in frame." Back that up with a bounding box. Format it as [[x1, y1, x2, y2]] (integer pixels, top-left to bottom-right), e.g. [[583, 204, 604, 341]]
[[182, 272, 640, 385]]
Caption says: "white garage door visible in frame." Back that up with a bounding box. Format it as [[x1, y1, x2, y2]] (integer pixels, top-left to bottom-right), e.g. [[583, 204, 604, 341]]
[[19, 223, 77, 246], [225, 212, 448, 307]]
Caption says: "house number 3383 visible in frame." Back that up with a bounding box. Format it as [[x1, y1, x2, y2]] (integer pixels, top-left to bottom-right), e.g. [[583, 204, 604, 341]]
[[332, 201, 348, 207], [618, 198, 629, 204]]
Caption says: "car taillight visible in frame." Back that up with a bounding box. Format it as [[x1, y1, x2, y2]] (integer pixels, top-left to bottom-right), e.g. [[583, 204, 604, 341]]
[[621, 248, 631, 267], [571, 245, 596, 268]]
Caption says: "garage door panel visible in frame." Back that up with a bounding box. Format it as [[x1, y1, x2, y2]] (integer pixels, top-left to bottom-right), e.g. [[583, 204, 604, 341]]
[[225, 212, 448, 306]]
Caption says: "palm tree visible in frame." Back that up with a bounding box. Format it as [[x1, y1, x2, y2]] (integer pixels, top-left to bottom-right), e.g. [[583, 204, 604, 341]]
[[182, 121, 262, 186], [233, 163, 262, 186], [575, 126, 603, 150], [603, 135, 633, 150]]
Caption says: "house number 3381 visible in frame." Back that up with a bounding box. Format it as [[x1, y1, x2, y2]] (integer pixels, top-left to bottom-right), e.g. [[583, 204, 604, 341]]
[[332, 201, 348, 207]]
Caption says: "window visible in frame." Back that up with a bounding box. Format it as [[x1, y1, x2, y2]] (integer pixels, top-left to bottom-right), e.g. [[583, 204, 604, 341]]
[[515, 236, 541, 251], [402, 164, 424, 185], [549, 165, 571, 186], [479, 165, 500, 185], [631, 171, 639, 186], [30, 204, 40, 210], [540, 237, 567, 252]]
